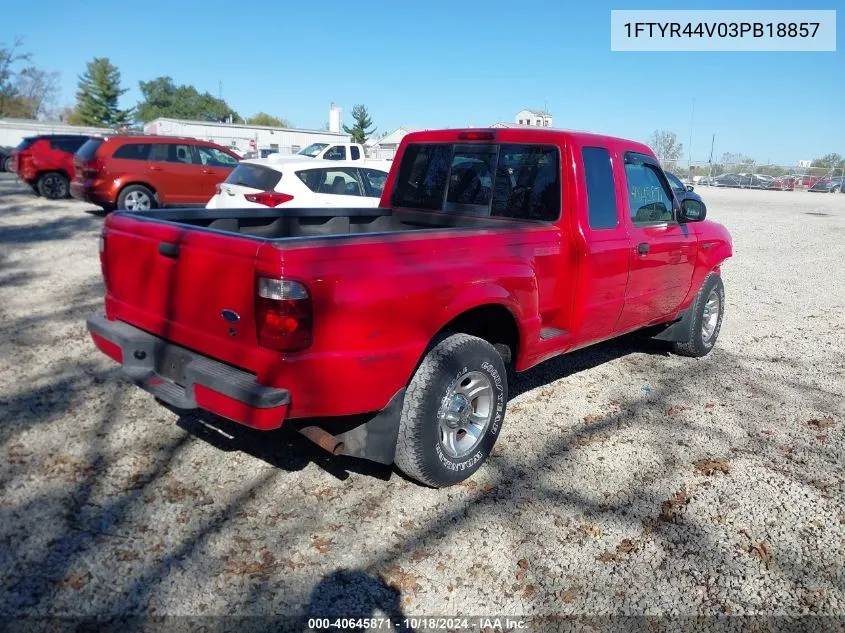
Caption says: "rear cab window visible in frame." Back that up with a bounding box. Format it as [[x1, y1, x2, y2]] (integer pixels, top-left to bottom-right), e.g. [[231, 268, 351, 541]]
[[392, 142, 561, 222], [225, 163, 282, 190]]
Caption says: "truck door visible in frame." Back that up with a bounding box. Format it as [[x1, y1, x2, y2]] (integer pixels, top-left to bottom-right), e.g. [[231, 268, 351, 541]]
[[569, 146, 632, 343], [616, 152, 696, 330]]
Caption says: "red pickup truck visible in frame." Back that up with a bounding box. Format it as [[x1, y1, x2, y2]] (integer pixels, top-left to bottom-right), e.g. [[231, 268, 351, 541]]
[[87, 127, 732, 487]]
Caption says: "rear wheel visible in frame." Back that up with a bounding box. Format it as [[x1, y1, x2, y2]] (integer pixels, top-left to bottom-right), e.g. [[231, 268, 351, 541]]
[[394, 333, 508, 487], [673, 273, 725, 358], [37, 172, 69, 199], [2, 156, 11, 173], [117, 184, 156, 211]]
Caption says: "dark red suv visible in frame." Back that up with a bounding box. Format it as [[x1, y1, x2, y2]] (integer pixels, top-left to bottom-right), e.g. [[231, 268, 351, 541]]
[[12, 135, 92, 199], [71, 136, 240, 212]]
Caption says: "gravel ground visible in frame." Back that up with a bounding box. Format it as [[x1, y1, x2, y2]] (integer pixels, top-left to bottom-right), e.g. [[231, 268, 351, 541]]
[[1, 174, 843, 628]]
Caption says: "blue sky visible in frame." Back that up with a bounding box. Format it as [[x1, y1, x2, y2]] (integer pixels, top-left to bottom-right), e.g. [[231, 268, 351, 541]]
[[2, 0, 842, 164]]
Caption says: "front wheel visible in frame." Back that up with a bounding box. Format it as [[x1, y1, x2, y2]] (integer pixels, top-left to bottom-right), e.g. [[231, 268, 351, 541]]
[[673, 273, 725, 358], [37, 172, 69, 199], [394, 333, 508, 487]]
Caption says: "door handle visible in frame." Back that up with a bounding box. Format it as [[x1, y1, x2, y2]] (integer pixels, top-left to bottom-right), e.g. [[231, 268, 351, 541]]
[[201, 169, 214, 174], [636, 242, 649, 255], [149, 165, 163, 171], [158, 242, 179, 258]]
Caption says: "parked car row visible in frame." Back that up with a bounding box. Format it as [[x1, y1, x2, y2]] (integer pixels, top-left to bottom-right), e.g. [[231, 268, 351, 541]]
[[7, 133, 392, 211], [696, 172, 844, 192]]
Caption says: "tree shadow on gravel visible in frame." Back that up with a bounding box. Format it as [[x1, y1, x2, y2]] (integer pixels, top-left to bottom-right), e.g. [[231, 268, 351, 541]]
[[0, 215, 101, 245], [176, 412, 393, 483]]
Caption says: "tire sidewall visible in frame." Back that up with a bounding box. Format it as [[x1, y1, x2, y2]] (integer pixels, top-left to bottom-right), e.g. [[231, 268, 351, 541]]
[[118, 185, 155, 211], [410, 338, 507, 486], [38, 172, 69, 199], [690, 274, 725, 355]]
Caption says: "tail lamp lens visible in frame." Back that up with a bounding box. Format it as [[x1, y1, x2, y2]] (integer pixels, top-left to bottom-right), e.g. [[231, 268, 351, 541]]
[[245, 191, 294, 207], [256, 278, 311, 352], [99, 232, 109, 289]]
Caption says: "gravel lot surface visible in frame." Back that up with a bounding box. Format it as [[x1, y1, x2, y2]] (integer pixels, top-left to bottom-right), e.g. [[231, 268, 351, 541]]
[[1, 174, 843, 628]]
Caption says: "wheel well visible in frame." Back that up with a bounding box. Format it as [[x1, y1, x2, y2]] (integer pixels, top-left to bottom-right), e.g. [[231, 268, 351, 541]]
[[39, 169, 70, 180], [439, 304, 519, 365]]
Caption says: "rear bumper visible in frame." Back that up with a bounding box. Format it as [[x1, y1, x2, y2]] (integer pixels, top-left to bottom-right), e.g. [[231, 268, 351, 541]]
[[87, 315, 290, 430], [71, 181, 115, 206]]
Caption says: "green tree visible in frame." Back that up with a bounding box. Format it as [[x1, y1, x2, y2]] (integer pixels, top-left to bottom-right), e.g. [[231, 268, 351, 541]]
[[74, 57, 131, 126], [811, 153, 844, 169], [136, 76, 240, 124], [647, 130, 683, 161], [246, 112, 290, 127], [343, 104, 376, 144]]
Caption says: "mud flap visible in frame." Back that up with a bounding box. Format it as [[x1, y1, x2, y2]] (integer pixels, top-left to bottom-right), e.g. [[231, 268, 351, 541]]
[[330, 389, 405, 465], [652, 305, 694, 342]]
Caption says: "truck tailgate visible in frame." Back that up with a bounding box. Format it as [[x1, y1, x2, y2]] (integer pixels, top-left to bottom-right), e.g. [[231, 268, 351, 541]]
[[103, 214, 270, 373]]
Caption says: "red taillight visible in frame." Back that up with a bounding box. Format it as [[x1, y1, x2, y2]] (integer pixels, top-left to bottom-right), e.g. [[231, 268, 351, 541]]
[[99, 231, 110, 290], [256, 277, 312, 352], [244, 191, 294, 207], [83, 158, 104, 177], [458, 130, 495, 141]]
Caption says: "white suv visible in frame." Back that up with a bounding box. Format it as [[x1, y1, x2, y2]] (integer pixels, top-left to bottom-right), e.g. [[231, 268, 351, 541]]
[[206, 159, 390, 209]]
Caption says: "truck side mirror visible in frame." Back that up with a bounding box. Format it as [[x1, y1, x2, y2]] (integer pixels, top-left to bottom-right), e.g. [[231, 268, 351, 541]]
[[686, 184, 695, 192], [679, 198, 706, 222]]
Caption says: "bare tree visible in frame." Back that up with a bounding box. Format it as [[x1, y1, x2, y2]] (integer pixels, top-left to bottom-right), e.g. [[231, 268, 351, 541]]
[[648, 130, 683, 162], [15, 66, 60, 118], [0, 38, 32, 116]]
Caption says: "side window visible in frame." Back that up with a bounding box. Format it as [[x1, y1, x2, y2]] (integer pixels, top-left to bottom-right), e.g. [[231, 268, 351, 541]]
[[361, 168, 388, 197], [169, 144, 194, 164], [112, 143, 152, 160], [446, 149, 496, 211], [392, 143, 452, 210], [491, 144, 560, 222], [582, 147, 618, 230], [197, 146, 238, 167], [148, 143, 168, 162], [624, 154, 675, 225], [323, 145, 346, 160], [350, 146, 360, 160], [298, 168, 362, 196]]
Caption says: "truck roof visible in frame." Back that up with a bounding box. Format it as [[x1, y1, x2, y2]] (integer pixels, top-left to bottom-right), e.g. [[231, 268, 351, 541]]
[[402, 127, 654, 157]]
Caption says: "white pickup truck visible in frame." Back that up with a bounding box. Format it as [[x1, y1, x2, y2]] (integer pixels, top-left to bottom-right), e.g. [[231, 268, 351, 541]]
[[289, 142, 368, 162]]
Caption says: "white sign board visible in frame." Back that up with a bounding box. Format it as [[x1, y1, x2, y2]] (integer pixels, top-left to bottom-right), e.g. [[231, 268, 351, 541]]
[[798, 160, 812, 168]]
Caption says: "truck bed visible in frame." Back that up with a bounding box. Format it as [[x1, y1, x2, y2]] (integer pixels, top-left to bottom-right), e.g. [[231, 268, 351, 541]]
[[126, 207, 512, 241]]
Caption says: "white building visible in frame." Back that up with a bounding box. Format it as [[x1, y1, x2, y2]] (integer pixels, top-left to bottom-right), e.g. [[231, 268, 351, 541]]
[[143, 117, 350, 156], [514, 109, 553, 127], [0, 118, 113, 148]]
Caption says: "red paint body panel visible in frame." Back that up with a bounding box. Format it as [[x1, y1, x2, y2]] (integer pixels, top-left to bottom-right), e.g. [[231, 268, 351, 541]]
[[13, 137, 84, 184], [92, 127, 733, 429]]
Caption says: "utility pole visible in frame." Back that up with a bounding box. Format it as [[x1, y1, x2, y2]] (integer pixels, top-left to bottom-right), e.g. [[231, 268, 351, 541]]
[[218, 80, 222, 100], [707, 133, 715, 182], [688, 97, 695, 175]]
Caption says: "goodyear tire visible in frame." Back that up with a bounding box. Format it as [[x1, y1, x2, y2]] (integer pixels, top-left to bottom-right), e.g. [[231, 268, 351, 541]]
[[673, 273, 725, 358], [394, 333, 507, 488], [37, 172, 69, 199]]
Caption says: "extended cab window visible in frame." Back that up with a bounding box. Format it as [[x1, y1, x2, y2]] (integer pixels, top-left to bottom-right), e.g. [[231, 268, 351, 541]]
[[582, 147, 618, 229], [624, 154, 675, 225], [112, 143, 152, 160], [492, 144, 560, 222], [350, 146, 360, 160], [323, 146, 346, 160]]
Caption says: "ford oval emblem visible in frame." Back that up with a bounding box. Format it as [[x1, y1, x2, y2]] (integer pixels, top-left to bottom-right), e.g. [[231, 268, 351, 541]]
[[221, 309, 240, 323]]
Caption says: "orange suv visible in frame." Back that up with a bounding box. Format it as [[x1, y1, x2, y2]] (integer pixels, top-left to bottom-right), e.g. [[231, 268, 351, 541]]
[[71, 136, 240, 211]]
